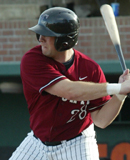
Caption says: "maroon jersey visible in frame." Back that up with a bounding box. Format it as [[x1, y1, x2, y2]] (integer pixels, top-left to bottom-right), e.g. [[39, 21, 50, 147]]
[[20, 45, 111, 142]]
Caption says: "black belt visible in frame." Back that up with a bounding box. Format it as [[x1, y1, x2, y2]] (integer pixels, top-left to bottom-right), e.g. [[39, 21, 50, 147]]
[[34, 133, 82, 146]]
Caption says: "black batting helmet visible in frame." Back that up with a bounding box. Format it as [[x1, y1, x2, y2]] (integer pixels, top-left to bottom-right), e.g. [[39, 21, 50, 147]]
[[29, 7, 80, 51]]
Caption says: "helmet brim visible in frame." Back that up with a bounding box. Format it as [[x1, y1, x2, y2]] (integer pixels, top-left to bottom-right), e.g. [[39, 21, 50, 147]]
[[29, 24, 62, 37]]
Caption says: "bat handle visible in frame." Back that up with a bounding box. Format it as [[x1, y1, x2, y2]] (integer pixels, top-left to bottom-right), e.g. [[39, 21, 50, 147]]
[[115, 45, 130, 99], [115, 44, 127, 71]]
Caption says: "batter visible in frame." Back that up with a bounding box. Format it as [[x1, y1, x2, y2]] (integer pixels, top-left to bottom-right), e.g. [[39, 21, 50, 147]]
[[9, 7, 130, 160]]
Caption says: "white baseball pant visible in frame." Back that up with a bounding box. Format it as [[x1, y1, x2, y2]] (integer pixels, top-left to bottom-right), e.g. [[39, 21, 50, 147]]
[[9, 123, 99, 160]]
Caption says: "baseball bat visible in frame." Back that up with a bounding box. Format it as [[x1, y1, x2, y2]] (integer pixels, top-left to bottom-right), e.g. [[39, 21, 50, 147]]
[[100, 4, 130, 98]]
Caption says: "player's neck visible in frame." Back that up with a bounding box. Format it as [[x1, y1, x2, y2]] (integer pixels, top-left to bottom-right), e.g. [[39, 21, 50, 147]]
[[54, 48, 74, 63]]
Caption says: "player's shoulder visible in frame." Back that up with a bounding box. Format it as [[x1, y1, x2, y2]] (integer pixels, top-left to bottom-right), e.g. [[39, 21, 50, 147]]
[[74, 49, 100, 68], [23, 45, 42, 58], [21, 45, 46, 64]]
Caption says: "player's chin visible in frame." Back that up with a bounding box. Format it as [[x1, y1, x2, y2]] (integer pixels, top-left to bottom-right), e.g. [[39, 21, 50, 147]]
[[42, 50, 52, 58], [42, 47, 48, 55]]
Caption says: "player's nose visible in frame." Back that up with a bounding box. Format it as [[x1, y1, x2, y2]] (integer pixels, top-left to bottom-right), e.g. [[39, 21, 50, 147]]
[[39, 35, 46, 43]]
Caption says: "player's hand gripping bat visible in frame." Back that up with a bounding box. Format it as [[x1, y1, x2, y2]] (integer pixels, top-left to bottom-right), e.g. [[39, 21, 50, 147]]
[[100, 4, 130, 98]]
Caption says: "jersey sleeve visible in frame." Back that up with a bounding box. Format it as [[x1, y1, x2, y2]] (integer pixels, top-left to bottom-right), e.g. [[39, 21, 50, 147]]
[[88, 65, 111, 112], [20, 52, 67, 94]]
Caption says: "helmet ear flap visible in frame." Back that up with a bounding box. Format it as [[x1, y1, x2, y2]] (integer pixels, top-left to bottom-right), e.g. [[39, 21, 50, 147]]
[[55, 33, 78, 52], [55, 37, 69, 51]]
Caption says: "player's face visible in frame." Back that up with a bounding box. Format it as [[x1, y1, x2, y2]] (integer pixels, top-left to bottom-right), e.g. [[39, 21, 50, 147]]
[[39, 35, 57, 58]]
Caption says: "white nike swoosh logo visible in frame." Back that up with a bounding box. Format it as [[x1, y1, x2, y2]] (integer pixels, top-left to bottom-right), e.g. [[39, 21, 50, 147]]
[[79, 76, 88, 80]]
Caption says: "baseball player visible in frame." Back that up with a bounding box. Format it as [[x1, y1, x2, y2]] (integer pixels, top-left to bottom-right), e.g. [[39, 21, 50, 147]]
[[9, 7, 130, 160]]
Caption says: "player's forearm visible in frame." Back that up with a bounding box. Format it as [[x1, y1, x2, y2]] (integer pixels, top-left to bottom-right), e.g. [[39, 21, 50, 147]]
[[66, 81, 108, 101], [46, 79, 109, 101], [91, 95, 125, 128]]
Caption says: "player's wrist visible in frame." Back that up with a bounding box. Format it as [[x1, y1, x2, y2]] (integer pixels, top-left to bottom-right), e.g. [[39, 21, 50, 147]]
[[106, 83, 121, 95]]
